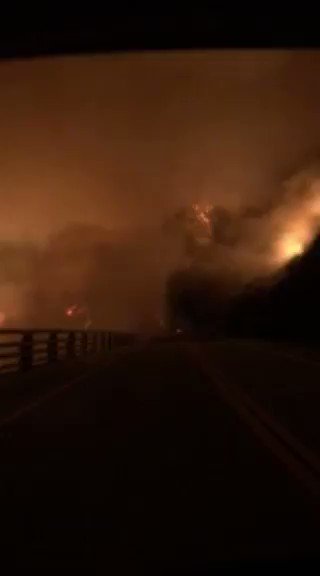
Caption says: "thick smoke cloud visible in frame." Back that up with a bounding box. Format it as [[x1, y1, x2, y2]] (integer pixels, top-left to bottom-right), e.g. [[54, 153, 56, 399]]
[[0, 51, 320, 329], [24, 223, 183, 330]]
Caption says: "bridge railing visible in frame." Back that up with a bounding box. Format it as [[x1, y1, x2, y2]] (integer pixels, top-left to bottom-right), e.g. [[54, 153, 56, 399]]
[[0, 330, 136, 374]]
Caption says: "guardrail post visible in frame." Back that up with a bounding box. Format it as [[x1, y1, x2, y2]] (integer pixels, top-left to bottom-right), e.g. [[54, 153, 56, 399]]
[[92, 332, 98, 353], [20, 332, 33, 371], [100, 332, 105, 352], [67, 331, 76, 358], [95, 332, 100, 353], [108, 332, 112, 351], [82, 332, 88, 355], [47, 332, 58, 363]]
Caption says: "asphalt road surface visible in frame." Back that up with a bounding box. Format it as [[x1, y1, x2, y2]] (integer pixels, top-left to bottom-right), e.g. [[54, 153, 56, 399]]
[[0, 340, 319, 574]]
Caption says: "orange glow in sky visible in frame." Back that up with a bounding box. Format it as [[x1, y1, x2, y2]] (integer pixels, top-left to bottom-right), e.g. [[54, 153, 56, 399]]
[[275, 234, 304, 264]]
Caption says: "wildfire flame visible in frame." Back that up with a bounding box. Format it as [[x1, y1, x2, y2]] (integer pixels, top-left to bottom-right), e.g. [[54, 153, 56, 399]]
[[272, 184, 320, 265], [65, 303, 92, 328], [65, 304, 88, 318], [278, 235, 304, 261], [192, 203, 213, 232], [65, 305, 77, 317]]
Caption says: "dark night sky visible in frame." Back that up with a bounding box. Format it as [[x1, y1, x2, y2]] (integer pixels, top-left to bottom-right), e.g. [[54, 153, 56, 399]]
[[0, 50, 320, 243]]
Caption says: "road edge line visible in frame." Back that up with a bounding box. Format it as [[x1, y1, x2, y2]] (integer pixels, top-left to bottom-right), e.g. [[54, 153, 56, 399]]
[[194, 346, 320, 500]]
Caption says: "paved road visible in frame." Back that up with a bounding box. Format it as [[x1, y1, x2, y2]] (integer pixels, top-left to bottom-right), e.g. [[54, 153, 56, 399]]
[[0, 341, 319, 574]]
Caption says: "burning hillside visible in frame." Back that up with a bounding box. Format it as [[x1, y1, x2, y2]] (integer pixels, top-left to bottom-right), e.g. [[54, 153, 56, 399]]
[[2, 161, 320, 333]]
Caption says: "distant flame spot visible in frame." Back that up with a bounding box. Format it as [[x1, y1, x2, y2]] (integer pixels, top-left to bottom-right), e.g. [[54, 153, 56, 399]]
[[65, 304, 90, 328], [0, 312, 6, 326], [276, 234, 304, 263], [191, 203, 213, 237]]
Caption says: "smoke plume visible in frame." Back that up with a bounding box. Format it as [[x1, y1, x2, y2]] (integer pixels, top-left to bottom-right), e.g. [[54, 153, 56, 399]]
[[0, 51, 320, 330]]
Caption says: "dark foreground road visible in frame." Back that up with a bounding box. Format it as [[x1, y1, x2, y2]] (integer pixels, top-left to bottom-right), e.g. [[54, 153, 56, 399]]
[[0, 341, 319, 574]]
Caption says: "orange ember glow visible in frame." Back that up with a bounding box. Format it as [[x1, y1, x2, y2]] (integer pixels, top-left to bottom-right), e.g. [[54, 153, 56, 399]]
[[65, 304, 90, 325], [192, 203, 212, 232], [275, 233, 305, 264]]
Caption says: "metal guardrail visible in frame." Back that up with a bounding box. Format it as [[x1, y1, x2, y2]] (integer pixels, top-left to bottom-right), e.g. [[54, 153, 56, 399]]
[[0, 330, 136, 374]]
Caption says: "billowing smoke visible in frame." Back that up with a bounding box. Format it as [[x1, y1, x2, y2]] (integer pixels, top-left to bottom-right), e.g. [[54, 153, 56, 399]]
[[2, 161, 320, 332], [23, 222, 184, 331], [0, 51, 320, 331], [268, 163, 320, 265], [165, 160, 320, 330], [0, 241, 39, 327], [220, 160, 320, 285]]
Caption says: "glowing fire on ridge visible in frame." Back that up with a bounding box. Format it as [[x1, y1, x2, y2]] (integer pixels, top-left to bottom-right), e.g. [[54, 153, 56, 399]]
[[192, 203, 212, 232], [274, 232, 305, 265]]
